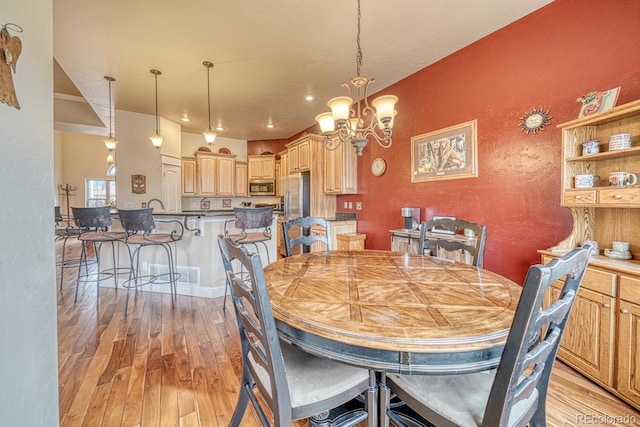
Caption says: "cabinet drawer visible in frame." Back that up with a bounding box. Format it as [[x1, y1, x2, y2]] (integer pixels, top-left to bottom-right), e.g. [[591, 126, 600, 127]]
[[598, 187, 640, 206], [582, 267, 617, 296], [620, 275, 640, 305], [564, 189, 596, 205]]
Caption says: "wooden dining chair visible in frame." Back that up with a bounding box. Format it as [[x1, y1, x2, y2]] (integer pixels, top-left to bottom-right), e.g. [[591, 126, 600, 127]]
[[382, 244, 591, 427], [282, 216, 332, 257], [418, 218, 487, 268], [217, 235, 376, 427]]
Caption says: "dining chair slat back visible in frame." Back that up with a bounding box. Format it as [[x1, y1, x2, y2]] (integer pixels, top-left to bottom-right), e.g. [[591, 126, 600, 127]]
[[282, 216, 332, 257], [217, 235, 373, 427], [385, 244, 591, 427], [418, 218, 487, 268]]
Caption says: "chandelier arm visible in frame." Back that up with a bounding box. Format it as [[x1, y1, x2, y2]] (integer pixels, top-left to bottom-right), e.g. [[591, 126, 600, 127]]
[[361, 126, 393, 149]]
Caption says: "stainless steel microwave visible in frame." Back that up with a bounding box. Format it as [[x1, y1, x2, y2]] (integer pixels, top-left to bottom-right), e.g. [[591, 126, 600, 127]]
[[248, 180, 275, 196]]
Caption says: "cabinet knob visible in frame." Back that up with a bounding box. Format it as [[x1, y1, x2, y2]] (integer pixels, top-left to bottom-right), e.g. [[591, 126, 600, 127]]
[[575, 195, 582, 199], [603, 303, 610, 308], [621, 308, 629, 314], [614, 194, 622, 199]]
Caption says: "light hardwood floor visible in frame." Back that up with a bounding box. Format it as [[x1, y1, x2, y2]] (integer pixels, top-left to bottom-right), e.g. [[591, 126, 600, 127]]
[[56, 241, 640, 426]]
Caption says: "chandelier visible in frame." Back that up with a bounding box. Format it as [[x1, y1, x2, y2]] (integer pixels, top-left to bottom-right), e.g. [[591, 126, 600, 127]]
[[103, 76, 118, 151], [315, 0, 398, 156], [149, 69, 164, 149], [202, 61, 217, 146]]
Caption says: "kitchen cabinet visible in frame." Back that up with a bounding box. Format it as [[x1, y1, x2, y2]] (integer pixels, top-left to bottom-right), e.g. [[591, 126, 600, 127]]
[[540, 252, 640, 410], [288, 138, 310, 173], [191, 152, 236, 197], [181, 157, 197, 195], [235, 162, 248, 197], [323, 137, 358, 194], [248, 154, 275, 180], [278, 150, 288, 196], [390, 229, 477, 264]]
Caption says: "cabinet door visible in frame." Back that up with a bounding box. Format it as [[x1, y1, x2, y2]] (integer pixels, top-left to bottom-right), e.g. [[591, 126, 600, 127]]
[[217, 157, 235, 196], [617, 300, 640, 407], [162, 164, 180, 213], [298, 140, 311, 171], [248, 158, 262, 180], [552, 284, 615, 387], [289, 146, 299, 173], [235, 162, 248, 197], [280, 152, 289, 181], [181, 158, 197, 195], [197, 155, 217, 196], [342, 141, 358, 194], [391, 234, 411, 253], [323, 146, 339, 193], [261, 157, 275, 179]]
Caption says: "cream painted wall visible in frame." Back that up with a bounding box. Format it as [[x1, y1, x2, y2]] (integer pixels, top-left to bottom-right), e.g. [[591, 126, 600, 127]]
[[0, 0, 59, 424], [115, 110, 181, 209], [58, 131, 112, 211]]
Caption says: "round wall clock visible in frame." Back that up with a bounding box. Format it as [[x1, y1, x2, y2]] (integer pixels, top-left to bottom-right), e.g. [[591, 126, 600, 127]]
[[371, 157, 387, 177], [519, 107, 552, 134]]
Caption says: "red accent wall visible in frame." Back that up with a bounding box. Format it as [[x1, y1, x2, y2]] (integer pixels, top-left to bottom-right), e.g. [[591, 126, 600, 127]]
[[335, 0, 640, 284]]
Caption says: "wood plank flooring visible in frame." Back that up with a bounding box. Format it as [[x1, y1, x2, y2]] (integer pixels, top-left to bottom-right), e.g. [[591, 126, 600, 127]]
[[56, 240, 640, 426]]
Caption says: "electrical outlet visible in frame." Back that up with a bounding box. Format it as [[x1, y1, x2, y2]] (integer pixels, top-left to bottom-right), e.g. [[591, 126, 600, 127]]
[[356, 202, 362, 210], [343, 202, 348, 209], [348, 202, 353, 209]]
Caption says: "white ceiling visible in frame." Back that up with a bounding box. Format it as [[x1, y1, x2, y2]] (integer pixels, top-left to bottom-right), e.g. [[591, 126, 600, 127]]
[[53, 0, 554, 141]]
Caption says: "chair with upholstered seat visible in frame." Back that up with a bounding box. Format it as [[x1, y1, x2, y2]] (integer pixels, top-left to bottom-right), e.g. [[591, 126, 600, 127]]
[[71, 206, 126, 306], [381, 244, 591, 427], [418, 218, 487, 268], [118, 208, 183, 318], [218, 235, 376, 427], [282, 216, 332, 257]]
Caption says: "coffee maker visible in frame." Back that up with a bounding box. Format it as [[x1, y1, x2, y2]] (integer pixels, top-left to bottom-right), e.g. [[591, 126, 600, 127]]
[[401, 207, 420, 230]]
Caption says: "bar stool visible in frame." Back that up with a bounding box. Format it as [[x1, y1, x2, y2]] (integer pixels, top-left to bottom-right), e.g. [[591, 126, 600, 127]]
[[118, 208, 184, 318], [72, 206, 126, 307], [55, 206, 82, 290], [222, 206, 273, 309]]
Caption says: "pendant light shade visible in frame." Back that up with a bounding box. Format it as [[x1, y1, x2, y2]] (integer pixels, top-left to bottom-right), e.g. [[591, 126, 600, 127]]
[[203, 61, 217, 146], [149, 69, 164, 149], [103, 76, 118, 151]]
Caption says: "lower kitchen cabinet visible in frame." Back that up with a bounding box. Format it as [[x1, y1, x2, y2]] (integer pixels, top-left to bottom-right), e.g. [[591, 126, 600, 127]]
[[390, 229, 477, 264], [541, 252, 640, 410]]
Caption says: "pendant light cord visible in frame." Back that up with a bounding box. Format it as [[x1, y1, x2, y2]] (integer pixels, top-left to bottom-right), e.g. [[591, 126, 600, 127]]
[[207, 66, 212, 129], [154, 73, 159, 132], [108, 79, 113, 136], [355, 0, 362, 77]]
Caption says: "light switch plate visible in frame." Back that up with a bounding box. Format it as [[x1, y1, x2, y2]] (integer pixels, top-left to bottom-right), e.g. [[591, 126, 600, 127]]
[[356, 202, 362, 210]]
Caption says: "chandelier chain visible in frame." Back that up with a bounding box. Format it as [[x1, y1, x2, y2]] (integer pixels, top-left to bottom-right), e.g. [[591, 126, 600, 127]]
[[356, 0, 362, 77]]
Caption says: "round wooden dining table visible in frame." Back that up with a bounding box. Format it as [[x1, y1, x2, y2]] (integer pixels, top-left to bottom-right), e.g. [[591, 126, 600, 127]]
[[263, 250, 523, 375]]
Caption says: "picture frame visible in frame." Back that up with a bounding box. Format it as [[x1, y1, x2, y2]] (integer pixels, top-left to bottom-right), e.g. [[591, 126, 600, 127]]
[[411, 119, 478, 183], [577, 87, 621, 118], [131, 174, 146, 194]]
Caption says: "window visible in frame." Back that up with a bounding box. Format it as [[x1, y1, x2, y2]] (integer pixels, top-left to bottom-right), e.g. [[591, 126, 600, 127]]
[[86, 179, 116, 207]]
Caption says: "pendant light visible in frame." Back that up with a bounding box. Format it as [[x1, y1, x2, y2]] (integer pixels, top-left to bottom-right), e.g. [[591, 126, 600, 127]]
[[149, 69, 164, 149], [202, 61, 217, 146], [103, 76, 118, 151]]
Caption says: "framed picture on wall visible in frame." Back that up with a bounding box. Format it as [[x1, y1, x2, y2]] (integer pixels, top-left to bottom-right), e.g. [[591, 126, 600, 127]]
[[411, 119, 478, 183], [131, 174, 146, 194]]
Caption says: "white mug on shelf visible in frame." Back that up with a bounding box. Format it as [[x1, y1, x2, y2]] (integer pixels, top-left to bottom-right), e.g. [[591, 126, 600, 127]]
[[612, 241, 630, 253], [608, 171, 638, 186]]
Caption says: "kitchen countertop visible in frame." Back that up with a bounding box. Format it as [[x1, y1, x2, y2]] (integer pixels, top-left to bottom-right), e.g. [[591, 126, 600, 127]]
[[152, 209, 284, 217]]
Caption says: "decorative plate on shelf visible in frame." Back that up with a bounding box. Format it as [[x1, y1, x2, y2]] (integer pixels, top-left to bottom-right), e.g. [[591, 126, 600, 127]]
[[218, 147, 231, 154]]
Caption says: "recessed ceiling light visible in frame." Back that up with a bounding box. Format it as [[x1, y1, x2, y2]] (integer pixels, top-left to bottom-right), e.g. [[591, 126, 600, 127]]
[[305, 95, 314, 101], [266, 123, 274, 129], [181, 116, 190, 122]]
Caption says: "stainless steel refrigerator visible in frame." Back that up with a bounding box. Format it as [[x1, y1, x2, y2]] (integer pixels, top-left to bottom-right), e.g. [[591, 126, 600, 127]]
[[280, 172, 310, 220]]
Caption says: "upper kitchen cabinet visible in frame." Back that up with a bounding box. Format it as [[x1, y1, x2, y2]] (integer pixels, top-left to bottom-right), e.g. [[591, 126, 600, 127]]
[[323, 137, 358, 194], [181, 157, 197, 196], [288, 138, 311, 173], [248, 154, 276, 180], [235, 162, 248, 197], [190, 152, 237, 197]]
